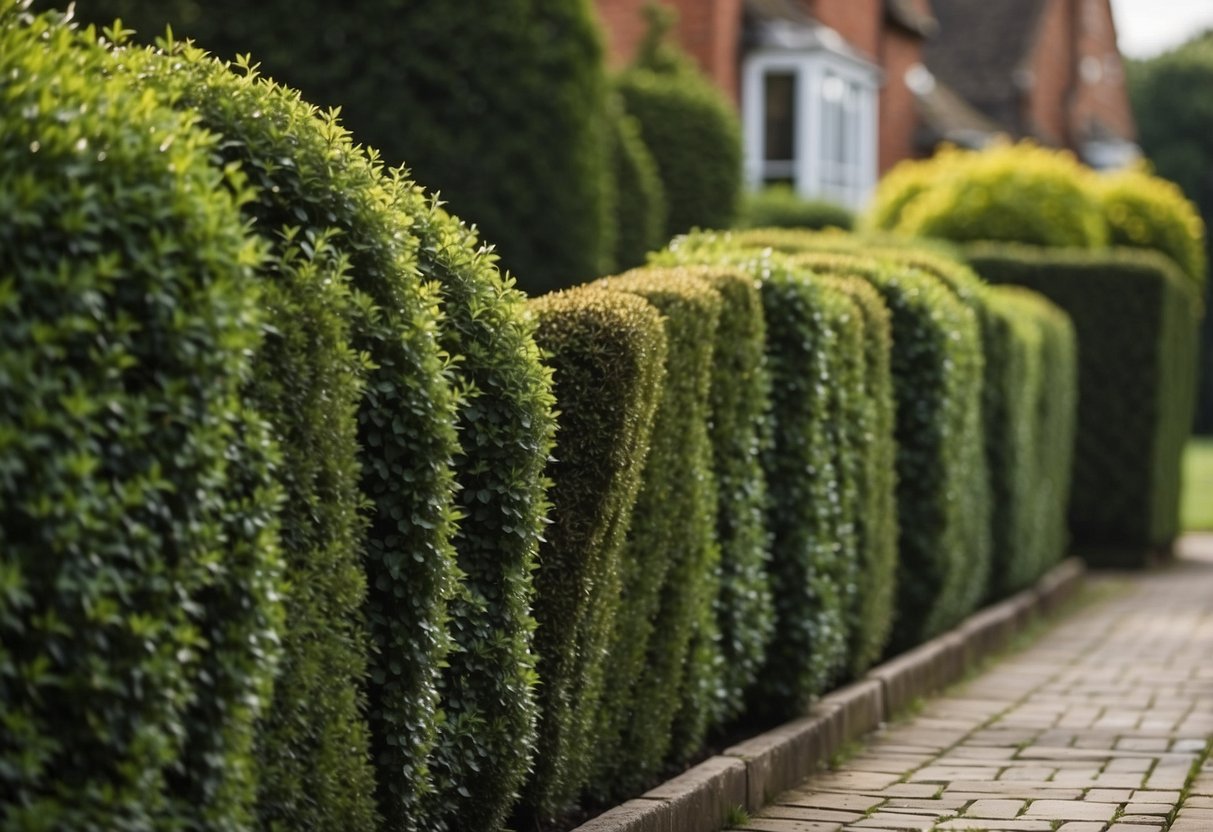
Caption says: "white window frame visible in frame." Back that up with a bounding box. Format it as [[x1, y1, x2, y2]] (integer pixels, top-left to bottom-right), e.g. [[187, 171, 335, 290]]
[[742, 47, 879, 211]]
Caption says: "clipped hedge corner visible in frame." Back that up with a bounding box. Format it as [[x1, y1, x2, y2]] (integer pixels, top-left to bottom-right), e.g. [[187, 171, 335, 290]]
[[520, 288, 667, 822]]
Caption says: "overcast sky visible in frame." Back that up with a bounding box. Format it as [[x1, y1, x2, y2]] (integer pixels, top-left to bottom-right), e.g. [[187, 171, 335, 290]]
[[1110, 0, 1213, 58]]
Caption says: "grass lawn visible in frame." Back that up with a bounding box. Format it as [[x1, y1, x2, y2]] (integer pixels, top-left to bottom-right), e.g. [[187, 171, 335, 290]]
[[1183, 437, 1213, 531]]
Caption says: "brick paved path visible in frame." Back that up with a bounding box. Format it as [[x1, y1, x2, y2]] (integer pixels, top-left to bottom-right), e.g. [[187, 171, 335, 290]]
[[733, 535, 1213, 832]]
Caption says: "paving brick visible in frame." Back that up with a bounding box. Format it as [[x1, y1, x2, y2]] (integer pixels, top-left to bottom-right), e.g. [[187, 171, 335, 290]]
[[774, 791, 885, 813], [1024, 797, 1119, 822], [963, 798, 1026, 819]]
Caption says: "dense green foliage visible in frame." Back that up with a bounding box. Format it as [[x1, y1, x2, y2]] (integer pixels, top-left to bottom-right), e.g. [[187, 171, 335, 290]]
[[589, 269, 721, 799], [108, 41, 465, 829], [520, 289, 667, 821], [867, 143, 1108, 249], [815, 276, 899, 676], [0, 12, 282, 827], [655, 242, 858, 715], [988, 286, 1078, 587], [737, 187, 855, 232], [787, 253, 986, 650], [418, 210, 556, 832], [60, 0, 615, 294], [968, 244, 1200, 563], [1098, 168, 1207, 289], [609, 97, 668, 270], [679, 270, 773, 728], [724, 230, 1077, 604]]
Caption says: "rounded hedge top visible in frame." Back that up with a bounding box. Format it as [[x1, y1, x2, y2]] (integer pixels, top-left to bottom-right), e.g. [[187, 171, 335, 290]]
[[868, 142, 1108, 250], [1097, 167, 1207, 288]]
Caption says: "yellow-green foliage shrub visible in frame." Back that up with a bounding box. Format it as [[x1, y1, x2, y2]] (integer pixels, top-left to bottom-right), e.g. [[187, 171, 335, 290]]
[[1098, 168, 1207, 289], [869, 143, 1108, 249], [521, 289, 667, 821], [588, 269, 722, 799]]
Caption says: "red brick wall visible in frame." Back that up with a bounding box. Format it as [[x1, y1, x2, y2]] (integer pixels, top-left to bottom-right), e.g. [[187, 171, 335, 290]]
[[1068, 0, 1136, 142], [595, 0, 650, 70], [810, 0, 883, 58], [668, 0, 743, 101], [592, 0, 743, 100], [879, 28, 925, 172], [1026, 0, 1074, 146]]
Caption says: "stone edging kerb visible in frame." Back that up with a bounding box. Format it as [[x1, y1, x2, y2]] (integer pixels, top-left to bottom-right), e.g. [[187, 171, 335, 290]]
[[572, 557, 1086, 832]]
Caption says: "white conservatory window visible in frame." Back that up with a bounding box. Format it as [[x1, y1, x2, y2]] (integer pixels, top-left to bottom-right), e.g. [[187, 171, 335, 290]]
[[742, 40, 879, 211]]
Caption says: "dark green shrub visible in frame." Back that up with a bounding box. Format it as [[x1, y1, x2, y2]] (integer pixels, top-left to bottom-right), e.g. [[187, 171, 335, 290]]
[[616, 9, 742, 239], [869, 143, 1108, 249], [677, 270, 773, 731], [519, 288, 667, 821], [815, 276, 899, 676], [1098, 168, 1207, 289], [656, 242, 855, 715], [589, 269, 721, 799], [412, 207, 557, 832], [0, 11, 281, 828], [737, 187, 855, 232], [988, 286, 1078, 585], [609, 96, 668, 271], [111, 42, 463, 830], [968, 244, 1199, 563], [60, 0, 615, 294]]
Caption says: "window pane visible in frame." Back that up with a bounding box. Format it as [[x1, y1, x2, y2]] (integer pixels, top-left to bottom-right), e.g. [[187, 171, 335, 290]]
[[764, 72, 796, 163]]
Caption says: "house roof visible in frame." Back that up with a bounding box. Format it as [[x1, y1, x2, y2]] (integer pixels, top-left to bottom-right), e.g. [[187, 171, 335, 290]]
[[922, 0, 1049, 134], [742, 0, 880, 68], [885, 0, 938, 38], [912, 72, 1006, 149]]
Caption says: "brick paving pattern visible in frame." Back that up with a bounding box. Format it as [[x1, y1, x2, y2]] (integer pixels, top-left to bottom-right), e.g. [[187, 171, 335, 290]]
[[732, 536, 1213, 832]]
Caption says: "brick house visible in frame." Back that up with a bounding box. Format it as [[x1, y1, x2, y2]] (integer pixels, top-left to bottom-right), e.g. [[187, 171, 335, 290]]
[[593, 0, 1137, 210], [921, 0, 1138, 169]]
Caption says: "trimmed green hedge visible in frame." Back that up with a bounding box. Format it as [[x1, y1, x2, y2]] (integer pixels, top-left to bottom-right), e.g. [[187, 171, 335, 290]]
[[616, 68, 742, 237], [680, 269, 774, 729], [968, 244, 1199, 563], [0, 13, 281, 828], [988, 286, 1078, 586], [664, 266, 772, 759], [815, 275, 899, 676], [109, 41, 464, 829], [520, 289, 667, 821], [589, 269, 722, 799], [656, 242, 859, 715], [787, 253, 986, 649], [609, 96, 668, 271], [418, 209, 557, 832]]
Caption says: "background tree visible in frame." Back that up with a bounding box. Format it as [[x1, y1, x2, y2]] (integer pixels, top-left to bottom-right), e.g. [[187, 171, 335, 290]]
[[1127, 31, 1213, 432], [55, 0, 616, 294]]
